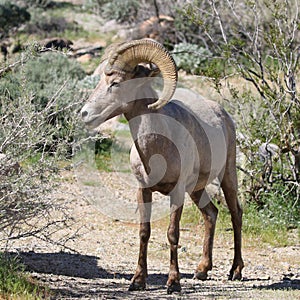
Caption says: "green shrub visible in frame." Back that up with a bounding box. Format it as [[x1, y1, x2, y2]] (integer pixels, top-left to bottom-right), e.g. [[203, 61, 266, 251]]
[[95, 137, 113, 155], [174, 6, 203, 45], [257, 182, 300, 229], [0, 1, 30, 38], [78, 74, 100, 91], [23, 52, 85, 108], [84, 0, 110, 14], [0, 253, 46, 299], [94, 135, 131, 173], [102, 0, 139, 23], [24, 9, 75, 37], [241, 201, 298, 246], [181, 199, 297, 247], [173, 43, 212, 74], [0, 52, 85, 143]]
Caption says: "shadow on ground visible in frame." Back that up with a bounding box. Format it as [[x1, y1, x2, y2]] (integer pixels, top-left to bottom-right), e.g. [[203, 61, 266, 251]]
[[9, 251, 110, 279], [7, 251, 300, 299]]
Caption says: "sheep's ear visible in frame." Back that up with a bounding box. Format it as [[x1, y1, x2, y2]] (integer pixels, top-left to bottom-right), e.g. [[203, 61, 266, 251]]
[[148, 65, 160, 77], [132, 65, 151, 78], [132, 64, 161, 78]]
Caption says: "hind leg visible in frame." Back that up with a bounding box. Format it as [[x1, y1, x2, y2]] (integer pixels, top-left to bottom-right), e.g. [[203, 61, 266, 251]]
[[220, 166, 244, 280], [190, 189, 218, 280]]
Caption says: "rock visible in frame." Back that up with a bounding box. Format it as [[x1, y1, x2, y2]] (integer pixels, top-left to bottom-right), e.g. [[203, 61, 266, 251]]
[[73, 45, 103, 57], [40, 37, 73, 50], [102, 19, 126, 34], [76, 53, 93, 63]]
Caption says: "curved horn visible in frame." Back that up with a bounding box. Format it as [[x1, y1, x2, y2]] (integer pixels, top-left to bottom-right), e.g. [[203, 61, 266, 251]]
[[105, 39, 177, 110], [100, 42, 124, 64]]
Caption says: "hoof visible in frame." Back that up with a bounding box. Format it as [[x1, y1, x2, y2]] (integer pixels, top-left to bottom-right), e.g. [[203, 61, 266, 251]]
[[167, 282, 181, 294], [193, 271, 208, 281], [228, 270, 242, 281], [128, 281, 146, 291]]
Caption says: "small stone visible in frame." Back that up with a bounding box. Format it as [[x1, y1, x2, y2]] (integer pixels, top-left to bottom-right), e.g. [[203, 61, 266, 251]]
[[283, 276, 292, 281]]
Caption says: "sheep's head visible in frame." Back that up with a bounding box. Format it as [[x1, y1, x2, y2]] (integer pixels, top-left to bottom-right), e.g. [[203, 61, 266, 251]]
[[80, 39, 177, 129]]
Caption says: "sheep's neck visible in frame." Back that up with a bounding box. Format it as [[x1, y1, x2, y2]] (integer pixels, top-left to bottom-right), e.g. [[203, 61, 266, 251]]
[[124, 98, 160, 175]]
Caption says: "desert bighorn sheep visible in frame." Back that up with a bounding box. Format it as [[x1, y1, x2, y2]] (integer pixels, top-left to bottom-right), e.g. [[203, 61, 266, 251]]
[[80, 39, 244, 293]]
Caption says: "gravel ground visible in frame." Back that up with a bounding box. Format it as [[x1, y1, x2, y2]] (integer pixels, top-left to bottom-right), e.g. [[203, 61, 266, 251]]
[[2, 1, 298, 298], [2, 171, 300, 299]]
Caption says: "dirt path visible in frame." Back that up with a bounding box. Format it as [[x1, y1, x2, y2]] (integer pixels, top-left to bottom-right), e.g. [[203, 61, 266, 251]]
[[2, 171, 299, 299]]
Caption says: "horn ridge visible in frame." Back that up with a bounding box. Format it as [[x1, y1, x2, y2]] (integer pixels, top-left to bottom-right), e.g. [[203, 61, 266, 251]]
[[106, 39, 178, 109]]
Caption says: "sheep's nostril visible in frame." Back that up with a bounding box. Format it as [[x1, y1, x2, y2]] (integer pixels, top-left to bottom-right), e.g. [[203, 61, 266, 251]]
[[81, 111, 88, 119]]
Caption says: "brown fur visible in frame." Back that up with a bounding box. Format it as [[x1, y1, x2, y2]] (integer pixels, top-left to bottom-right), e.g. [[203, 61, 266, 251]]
[[81, 62, 244, 293]]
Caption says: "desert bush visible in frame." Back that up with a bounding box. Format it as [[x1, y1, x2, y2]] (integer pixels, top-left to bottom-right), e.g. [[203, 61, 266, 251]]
[[183, 0, 300, 228], [0, 46, 88, 243], [0, 82, 71, 242]]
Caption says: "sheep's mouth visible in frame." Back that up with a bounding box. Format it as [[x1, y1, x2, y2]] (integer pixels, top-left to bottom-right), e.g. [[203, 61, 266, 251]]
[[83, 115, 104, 129]]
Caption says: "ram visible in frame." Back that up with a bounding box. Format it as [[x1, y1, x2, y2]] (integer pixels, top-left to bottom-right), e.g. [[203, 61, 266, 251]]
[[80, 39, 244, 293]]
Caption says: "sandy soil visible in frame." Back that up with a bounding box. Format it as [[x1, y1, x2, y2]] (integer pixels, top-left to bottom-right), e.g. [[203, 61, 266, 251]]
[[2, 171, 300, 300]]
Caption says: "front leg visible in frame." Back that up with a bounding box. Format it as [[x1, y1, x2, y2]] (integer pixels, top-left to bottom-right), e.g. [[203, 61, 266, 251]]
[[129, 188, 152, 291], [166, 189, 184, 294]]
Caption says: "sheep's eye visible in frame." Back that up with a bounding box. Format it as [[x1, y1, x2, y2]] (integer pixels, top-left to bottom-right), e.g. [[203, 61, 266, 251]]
[[108, 82, 119, 92]]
